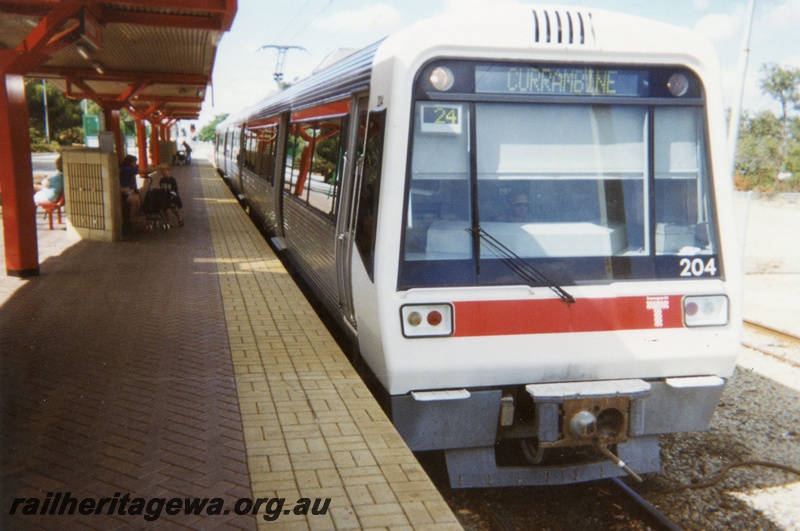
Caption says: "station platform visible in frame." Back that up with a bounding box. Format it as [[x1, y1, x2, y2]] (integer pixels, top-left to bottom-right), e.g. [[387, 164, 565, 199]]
[[0, 159, 461, 530]]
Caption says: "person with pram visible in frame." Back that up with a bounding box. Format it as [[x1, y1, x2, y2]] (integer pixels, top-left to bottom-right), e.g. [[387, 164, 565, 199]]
[[142, 165, 184, 229], [158, 165, 184, 227], [173, 140, 193, 165]]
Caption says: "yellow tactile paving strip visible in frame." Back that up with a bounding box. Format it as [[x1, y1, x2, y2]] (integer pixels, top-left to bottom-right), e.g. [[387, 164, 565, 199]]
[[198, 163, 462, 530]]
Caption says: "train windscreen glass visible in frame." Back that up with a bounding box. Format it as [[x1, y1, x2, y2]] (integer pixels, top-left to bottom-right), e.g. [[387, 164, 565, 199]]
[[399, 62, 720, 289]]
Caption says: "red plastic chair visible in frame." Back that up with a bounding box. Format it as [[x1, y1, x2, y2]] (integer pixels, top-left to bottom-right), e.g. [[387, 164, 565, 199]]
[[37, 195, 65, 230]]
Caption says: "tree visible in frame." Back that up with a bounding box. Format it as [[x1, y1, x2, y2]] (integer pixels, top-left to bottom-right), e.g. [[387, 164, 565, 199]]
[[25, 78, 83, 145], [198, 113, 228, 142], [760, 63, 800, 169], [735, 110, 784, 190], [782, 116, 800, 191]]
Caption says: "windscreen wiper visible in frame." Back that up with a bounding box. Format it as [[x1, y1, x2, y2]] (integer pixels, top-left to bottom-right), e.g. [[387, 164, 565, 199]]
[[470, 226, 576, 304]]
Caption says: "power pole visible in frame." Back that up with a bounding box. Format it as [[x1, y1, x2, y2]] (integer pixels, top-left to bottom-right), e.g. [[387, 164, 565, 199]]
[[258, 45, 307, 83], [728, 0, 757, 176], [42, 79, 50, 143]]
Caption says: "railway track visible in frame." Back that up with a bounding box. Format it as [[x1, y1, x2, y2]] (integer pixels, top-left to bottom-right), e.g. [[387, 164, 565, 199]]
[[742, 319, 800, 369], [417, 446, 685, 531], [435, 321, 800, 530], [471, 478, 684, 531], [605, 478, 682, 531]]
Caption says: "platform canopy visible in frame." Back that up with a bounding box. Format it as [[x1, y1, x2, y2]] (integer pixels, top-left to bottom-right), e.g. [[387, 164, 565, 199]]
[[0, 0, 237, 120], [0, 0, 237, 278]]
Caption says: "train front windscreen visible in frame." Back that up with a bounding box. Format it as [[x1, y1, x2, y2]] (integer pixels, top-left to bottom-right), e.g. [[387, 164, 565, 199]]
[[398, 62, 722, 289]]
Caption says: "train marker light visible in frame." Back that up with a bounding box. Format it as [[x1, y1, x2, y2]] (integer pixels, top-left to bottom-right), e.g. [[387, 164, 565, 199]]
[[430, 66, 455, 91], [427, 310, 443, 326], [683, 295, 728, 327], [401, 304, 453, 337], [667, 73, 690, 97]]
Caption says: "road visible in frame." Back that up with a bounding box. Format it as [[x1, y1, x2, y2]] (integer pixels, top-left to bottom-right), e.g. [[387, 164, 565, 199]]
[[31, 152, 60, 176]]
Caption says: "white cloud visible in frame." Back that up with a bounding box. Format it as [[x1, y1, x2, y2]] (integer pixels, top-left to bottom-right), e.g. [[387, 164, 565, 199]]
[[693, 11, 741, 42], [693, 0, 710, 10], [313, 4, 400, 32], [760, 0, 800, 33], [443, 0, 521, 12]]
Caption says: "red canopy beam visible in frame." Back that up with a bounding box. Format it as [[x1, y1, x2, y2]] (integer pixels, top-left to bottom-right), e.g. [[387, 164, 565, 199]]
[[4, 4, 84, 73], [102, 11, 225, 31], [37, 67, 210, 86], [117, 80, 150, 105]]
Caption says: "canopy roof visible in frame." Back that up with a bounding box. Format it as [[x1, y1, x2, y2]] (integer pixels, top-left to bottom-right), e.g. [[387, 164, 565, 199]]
[[0, 0, 237, 121]]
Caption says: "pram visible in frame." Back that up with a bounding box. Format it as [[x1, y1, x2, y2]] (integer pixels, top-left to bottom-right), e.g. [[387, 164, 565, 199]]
[[173, 149, 191, 166], [141, 179, 173, 230]]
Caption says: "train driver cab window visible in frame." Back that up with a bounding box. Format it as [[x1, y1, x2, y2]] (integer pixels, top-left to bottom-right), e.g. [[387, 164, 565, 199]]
[[654, 107, 717, 256], [474, 103, 647, 259], [403, 102, 472, 260], [400, 63, 721, 289]]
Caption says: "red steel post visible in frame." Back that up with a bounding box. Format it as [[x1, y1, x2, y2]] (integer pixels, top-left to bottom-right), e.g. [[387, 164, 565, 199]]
[[135, 117, 148, 168], [103, 107, 124, 161], [0, 74, 40, 276]]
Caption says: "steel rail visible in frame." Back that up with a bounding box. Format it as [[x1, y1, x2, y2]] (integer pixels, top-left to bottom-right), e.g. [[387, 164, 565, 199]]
[[742, 320, 800, 369], [608, 478, 683, 531]]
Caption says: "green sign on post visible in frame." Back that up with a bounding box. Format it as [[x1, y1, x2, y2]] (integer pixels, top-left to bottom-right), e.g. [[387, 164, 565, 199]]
[[83, 114, 100, 146]]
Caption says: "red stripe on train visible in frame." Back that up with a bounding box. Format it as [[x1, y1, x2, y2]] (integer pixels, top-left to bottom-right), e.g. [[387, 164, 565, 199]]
[[452, 295, 684, 337]]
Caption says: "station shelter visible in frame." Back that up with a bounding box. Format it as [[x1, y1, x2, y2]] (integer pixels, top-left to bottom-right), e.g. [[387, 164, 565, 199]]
[[0, 0, 237, 277]]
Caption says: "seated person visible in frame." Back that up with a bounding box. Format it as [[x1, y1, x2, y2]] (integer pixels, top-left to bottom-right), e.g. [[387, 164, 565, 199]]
[[119, 155, 157, 233], [507, 191, 531, 223], [33, 155, 64, 205]]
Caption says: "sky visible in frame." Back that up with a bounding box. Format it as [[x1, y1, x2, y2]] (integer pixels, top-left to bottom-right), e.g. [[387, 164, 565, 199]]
[[196, 0, 800, 127]]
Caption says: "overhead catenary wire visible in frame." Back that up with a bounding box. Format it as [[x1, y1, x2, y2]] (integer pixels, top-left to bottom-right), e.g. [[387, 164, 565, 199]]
[[284, 0, 334, 46], [273, 0, 315, 44], [260, 0, 334, 84]]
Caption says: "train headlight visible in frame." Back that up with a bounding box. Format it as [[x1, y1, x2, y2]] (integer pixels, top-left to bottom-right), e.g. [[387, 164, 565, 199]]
[[683, 295, 728, 327], [429, 66, 455, 91], [667, 73, 690, 97], [401, 304, 454, 337]]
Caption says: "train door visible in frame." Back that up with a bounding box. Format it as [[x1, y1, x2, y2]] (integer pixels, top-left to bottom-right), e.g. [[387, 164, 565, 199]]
[[273, 112, 290, 238], [235, 124, 245, 195], [335, 95, 370, 330]]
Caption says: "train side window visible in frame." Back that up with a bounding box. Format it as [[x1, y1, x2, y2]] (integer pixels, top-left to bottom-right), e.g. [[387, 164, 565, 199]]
[[354, 110, 386, 279], [283, 119, 344, 219], [309, 118, 344, 219], [243, 129, 258, 173], [249, 126, 277, 183], [284, 125, 302, 194], [234, 129, 243, 166]]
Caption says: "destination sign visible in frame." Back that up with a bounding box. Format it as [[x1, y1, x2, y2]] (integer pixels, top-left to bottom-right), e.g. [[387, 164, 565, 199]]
[[475, 65, 649, 97]]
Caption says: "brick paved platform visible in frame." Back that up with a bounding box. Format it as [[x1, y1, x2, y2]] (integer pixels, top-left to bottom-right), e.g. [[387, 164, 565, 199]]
[[1, 157, 461, 530]]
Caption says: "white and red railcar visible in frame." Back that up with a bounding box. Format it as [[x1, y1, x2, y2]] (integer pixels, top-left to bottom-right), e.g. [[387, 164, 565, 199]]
[[216, 5, 741, 487]]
